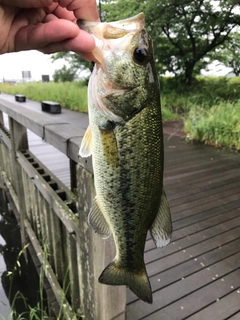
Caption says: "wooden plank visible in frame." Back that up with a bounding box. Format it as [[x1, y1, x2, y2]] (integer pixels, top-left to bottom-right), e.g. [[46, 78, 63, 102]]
[[145, 215, 240, 264], [169, 179, 240, 208], [186, 287, 240, 320], [172, 193, 240, 222], [145, 207, 240, 253], [25, 219, 80, 320], [0, 109, 3, 125], [137, 238, 240, 304], [173, 198, 240, 231], [76, 165, 126, 320], [164, 163, 240, 188], [127, 252, 240, 319], [144, 269, 240, 320], [145, 226, 240, 278], [9, 117, 29, 254], [166, 172, 240, 201], [0, 96, 86, 165], [130, 237, 240, 304], [66, 232, 80, 312], [49, 208, 64, 283], [228, 312, 240, 319], [17, 151, 79, 234], [165, 166, 240, 197], [165, 158, 238, 182], [170, 182, 240, 214]]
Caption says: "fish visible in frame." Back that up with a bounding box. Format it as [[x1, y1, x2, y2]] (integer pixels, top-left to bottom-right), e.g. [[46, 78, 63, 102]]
[[78, 13, 172, 304]]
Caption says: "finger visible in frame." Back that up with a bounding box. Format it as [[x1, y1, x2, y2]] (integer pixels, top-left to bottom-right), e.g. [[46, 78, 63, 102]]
[[46, 4, 76, 21], [58, 0, 99, 21], [39, 28, 96, 54], [43, 13, 58, 22], [14, 19, 95, 53], [0, 0, 53, 8]]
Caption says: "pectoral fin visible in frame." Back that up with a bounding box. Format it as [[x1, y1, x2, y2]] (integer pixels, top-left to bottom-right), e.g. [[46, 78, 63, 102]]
[[88, 198, 111, 239], [79, 125, 92, 158], [150, 188, 172, 248]]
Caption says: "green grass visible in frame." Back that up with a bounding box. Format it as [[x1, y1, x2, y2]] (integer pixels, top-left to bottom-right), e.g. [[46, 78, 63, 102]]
[[0, 82, 88, 112], [1, 244, 49, 320], [184, 101, 240, 150], [1, 76, 240, 150], [160, 76, 240, 150]]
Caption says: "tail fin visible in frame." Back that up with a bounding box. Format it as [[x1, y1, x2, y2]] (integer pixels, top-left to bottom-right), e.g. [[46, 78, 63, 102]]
[[98, 261, 153, 304]]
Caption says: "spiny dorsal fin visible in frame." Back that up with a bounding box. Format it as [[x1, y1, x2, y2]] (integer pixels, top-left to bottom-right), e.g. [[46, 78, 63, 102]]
[[79, 125, 92, 158], [88, 198, 111, 239], [150, 188, 172, 248]]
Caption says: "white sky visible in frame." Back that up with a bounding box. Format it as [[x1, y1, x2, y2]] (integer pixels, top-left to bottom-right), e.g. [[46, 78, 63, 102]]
[[0, 50, 65, 81], [0, 49, 232, 82]]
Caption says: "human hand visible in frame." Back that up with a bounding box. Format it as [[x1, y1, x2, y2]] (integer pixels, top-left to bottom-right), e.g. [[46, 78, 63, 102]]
[[0, 0, 99, 60]]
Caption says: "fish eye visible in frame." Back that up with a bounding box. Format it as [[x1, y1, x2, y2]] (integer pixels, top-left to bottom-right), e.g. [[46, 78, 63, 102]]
[[133, 46, 148, 64]]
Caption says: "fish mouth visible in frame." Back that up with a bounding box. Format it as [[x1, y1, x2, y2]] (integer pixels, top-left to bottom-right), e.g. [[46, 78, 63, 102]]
[[78, 14, 145, 65]]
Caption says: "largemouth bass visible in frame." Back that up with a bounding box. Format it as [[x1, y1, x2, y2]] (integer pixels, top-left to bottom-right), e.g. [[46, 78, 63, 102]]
[[79, 13, 172, 304]]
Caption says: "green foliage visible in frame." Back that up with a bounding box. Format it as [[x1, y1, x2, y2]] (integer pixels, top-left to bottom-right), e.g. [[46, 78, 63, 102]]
[[51, 52, 93, 78], [101, 0, 240, 84], [1, 76, 240, 150], [101, 0, 142, 21], [0, 82, 88, 112], [4, 244, 49, 320], [185, 102, 240, 150], [53, 65, 76, 82], [210, 31, 240, 76]]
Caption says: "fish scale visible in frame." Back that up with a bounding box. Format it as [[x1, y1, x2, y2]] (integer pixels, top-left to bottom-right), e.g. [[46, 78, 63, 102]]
[[79, 13, 172, 303]]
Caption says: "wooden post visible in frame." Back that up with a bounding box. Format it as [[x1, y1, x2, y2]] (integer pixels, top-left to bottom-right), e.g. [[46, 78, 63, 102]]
[[76, 164, 126, 320], [0, 110, 4, 188], [70, 158, 77, 193], [9, 117, 29, 253], [0, 110, 3, 126]]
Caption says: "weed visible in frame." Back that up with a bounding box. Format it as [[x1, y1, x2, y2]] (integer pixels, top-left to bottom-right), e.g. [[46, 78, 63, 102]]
[[1, 77, 240, 150]]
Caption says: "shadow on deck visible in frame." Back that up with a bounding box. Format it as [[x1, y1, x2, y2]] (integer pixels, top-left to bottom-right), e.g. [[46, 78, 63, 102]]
[[127, 134, 240, 320]]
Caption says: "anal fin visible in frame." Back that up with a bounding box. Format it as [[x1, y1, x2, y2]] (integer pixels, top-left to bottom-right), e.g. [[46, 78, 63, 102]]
[[88, 198, 111, 239], [150, 188, 172, 248]]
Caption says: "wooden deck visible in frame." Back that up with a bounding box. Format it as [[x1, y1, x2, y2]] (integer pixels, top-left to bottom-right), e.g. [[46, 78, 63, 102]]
[[2, 101, 240, 319], [127, 135, 240, 320]]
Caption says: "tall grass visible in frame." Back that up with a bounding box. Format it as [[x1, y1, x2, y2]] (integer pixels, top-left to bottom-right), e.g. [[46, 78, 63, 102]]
[[1, 76, 240, 150], [2, 244, 49, 320], [0, 82, 88, 112], [185, 101, 240, 150], [160, 76, 240, 150]]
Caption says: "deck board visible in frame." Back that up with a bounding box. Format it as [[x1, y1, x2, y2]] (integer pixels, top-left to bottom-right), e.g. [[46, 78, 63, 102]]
[[2, 107, 240, 320], [127, 135, 240, 319]]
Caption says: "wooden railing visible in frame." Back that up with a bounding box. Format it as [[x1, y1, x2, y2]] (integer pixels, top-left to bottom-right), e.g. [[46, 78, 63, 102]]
[[0, 95, 126, 320]]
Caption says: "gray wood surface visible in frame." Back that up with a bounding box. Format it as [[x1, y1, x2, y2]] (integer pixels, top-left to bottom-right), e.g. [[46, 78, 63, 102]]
[[1, 94, 240, 319], [127, 135, 240, 320]]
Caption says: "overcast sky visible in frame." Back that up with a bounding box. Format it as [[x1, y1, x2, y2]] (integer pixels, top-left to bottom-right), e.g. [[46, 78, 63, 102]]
[[0, 51, 66, 81]]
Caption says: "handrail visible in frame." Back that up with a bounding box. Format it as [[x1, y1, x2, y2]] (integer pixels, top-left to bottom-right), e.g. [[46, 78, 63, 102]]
[[0, 94, 126, 320], [0, 95, 93, 171]]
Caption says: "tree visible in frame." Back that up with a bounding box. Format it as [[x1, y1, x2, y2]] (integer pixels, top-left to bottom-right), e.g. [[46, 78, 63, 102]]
[[53, 65, 76, 82], [210, 31, 240, 76], [102, 0, 240, 84], [51, 52, 94, 82]]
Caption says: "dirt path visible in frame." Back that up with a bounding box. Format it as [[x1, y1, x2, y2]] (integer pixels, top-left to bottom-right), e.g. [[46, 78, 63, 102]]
[[163, 120, 185, 137]]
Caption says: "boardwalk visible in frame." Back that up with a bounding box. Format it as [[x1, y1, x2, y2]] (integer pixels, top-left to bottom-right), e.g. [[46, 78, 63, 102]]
[[128, 135, 240, 320], [1, 94, 240, 319]]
